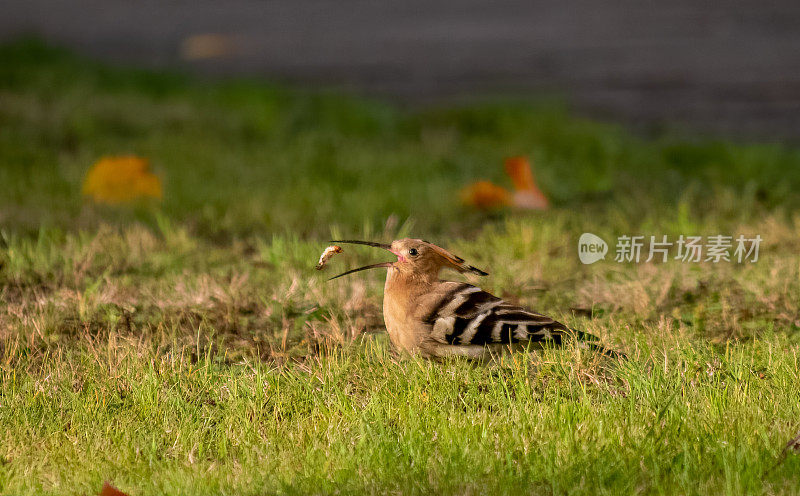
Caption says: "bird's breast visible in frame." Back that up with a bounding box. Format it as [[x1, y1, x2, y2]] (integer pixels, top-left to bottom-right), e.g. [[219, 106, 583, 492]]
[[383, 275, 427, 354]]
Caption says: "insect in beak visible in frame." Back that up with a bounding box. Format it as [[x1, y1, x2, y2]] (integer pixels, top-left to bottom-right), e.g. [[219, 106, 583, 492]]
[[328, 240, 395, 280]]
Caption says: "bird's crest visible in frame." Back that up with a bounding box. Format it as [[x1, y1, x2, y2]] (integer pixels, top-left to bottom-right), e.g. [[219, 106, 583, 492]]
[[426, 242, 488, 276]]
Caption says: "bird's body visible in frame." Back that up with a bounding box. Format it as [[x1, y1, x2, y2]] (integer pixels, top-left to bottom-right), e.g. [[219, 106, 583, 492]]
[[383, 269, 582, 359], [383, 277, 505, 359], [330, 238, 618, 360]]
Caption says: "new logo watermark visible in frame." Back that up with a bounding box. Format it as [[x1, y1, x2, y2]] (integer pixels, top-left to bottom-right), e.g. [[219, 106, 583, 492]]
[[578, 233, 761, 265], [578, 233, 608, 264]]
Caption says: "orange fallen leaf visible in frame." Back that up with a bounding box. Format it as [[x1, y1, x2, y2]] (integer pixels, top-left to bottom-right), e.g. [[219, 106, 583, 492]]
[[504, 156, 549, 210], [460, 180, 512, 209], [462, 156, 549, 211], [511, 189, 549, 210], [100, 482, 130, 496], [504, 156, 537, 191], [82, 156, 162, 205]]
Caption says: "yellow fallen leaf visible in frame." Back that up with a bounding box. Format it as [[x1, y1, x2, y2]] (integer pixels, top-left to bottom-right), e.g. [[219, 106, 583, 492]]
[[82, 156, 162, 204]]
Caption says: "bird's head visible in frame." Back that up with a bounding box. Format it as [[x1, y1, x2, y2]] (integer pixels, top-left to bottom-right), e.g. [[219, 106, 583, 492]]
[[328, 238, 488, 281]]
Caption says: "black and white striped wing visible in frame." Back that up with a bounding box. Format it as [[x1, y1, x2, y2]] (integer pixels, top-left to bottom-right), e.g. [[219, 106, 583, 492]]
[[424, 284, 570, 346]]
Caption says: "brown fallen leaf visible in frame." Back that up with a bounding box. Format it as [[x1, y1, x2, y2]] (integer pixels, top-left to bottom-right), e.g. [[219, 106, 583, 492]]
[[180, 33, 238, 60], [100, 481, 130, 496]]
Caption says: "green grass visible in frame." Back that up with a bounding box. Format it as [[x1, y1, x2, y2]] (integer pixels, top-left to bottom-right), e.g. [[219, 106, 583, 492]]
[[1, 39, 800, 495]]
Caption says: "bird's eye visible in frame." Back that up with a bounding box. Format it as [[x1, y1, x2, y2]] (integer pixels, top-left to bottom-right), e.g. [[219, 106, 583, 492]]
[[408, 248, 419, 257]]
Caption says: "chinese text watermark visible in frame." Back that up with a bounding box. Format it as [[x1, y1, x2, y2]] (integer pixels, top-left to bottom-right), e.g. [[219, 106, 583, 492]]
[[579, 233, 761, 265]]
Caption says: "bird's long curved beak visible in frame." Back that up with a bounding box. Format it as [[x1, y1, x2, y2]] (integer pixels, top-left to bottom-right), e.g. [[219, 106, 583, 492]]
[[328, 262, 393, 280], [328, 240, 394, 280], [330, 240, 392, 250]]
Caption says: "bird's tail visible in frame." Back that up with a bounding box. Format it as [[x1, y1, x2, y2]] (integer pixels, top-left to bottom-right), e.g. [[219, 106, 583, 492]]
[[571, 328, 626, 359]]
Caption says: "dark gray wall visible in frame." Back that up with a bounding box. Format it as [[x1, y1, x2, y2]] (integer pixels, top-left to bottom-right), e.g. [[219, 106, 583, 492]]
[[3, 0, 800, 139]]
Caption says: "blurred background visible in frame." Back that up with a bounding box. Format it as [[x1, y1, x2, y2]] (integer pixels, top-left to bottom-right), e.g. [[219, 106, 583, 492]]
[[2, 0, 800, 240], [4, 0, 800, 140]]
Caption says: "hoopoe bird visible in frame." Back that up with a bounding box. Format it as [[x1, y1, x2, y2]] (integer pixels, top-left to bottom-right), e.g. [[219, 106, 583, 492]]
[[329, 238, 621, 360]]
